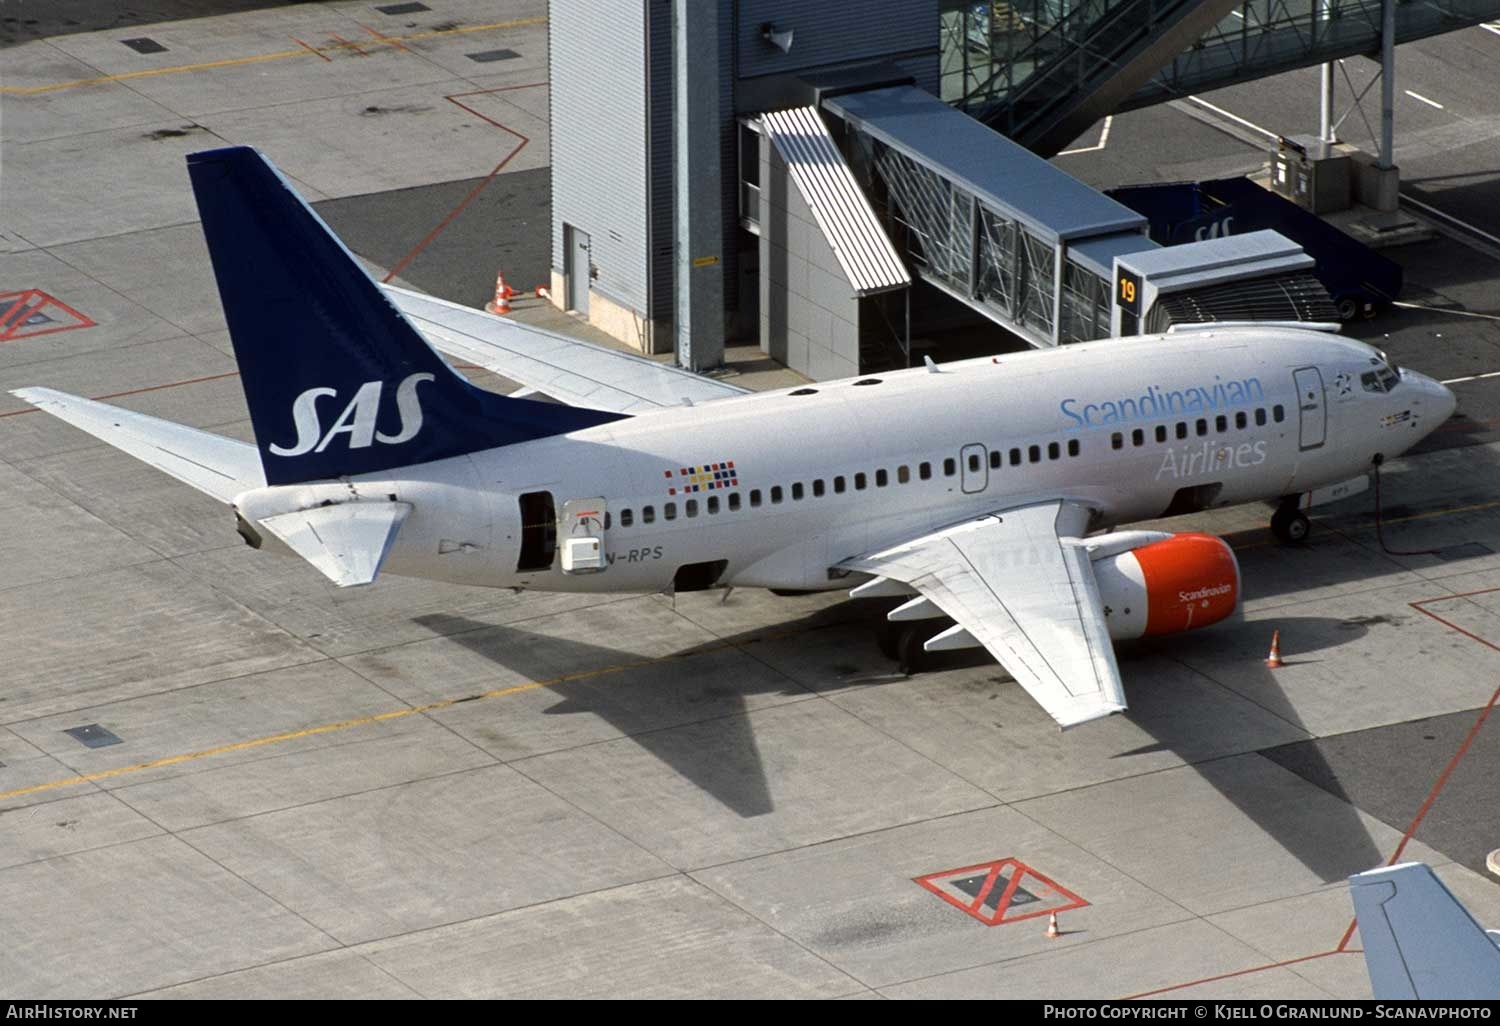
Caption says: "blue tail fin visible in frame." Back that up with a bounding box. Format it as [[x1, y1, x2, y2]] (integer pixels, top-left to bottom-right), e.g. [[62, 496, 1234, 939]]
[[187, 146, 623, 487]]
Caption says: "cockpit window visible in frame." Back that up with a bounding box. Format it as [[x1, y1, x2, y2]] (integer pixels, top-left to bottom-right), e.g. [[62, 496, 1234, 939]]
[[1363, 354, 1401, 393]]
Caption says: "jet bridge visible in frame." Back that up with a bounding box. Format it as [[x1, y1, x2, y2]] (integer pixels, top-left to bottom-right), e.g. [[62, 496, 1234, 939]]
[[818, 85, 1330, 350]]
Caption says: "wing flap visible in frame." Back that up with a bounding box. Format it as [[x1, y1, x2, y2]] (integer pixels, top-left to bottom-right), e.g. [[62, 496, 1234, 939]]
[[11, 387, 263, 503], [845, 501, 1126, 728], [258, 502, 411, 587], [381, 284, 750, 414]]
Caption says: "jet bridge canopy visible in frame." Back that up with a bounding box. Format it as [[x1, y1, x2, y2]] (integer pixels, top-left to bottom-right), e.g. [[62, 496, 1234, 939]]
[[821, 85, 1151, 347]]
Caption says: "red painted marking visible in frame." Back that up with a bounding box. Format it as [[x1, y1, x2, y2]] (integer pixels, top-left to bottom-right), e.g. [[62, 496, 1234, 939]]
[[290, 37, 332, 61], [328, 34, 368, 57], [360, 23, 411, 53], [915, 858, 1086, 927], [381, 83, 545, 284], [1125, 950, 1351, 999], [966, 862, 1005, 914], [0, 289, 97, 342]]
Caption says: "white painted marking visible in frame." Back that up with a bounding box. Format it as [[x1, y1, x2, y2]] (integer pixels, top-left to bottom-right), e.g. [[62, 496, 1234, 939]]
[[1186, 96, 1280, 141], [1231, 8, 1244, 17], [1482, 22, 1500, 37], [1398, 195, 1500, 249], [1395, 301, 1500, 324], [1440, 372, 1500, 385], [1405, 89, 1445, 110], [1056, 115, 1114, 156]]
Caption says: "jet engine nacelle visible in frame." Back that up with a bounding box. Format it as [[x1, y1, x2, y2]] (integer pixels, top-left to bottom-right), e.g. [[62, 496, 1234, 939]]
[[1091, 532, 1240, 640]]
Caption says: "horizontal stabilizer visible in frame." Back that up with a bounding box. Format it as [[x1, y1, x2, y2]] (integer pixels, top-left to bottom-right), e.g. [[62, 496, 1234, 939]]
[[382, 284, 750, 414], [258, 502, 411, 588], [11, 387, 263, 503]]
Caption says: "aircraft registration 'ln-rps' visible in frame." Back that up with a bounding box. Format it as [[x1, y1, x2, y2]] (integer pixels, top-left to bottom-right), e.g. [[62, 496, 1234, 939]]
[[12, 147, 1457, 728]]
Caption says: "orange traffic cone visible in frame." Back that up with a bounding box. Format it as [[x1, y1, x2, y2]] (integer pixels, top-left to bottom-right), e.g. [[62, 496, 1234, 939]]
[[1045, 912, 1060, 939], [1265, 630, 1284, 669], [485, 271, 516, 315]]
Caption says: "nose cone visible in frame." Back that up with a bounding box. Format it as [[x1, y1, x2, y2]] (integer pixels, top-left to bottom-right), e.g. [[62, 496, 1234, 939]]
[[1411, 370, 1457, 425]]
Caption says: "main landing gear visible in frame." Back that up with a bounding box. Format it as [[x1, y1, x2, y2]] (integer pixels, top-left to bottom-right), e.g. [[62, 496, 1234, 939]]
[[877, 619, 945, 675], [1271, 499, 1311, 545]]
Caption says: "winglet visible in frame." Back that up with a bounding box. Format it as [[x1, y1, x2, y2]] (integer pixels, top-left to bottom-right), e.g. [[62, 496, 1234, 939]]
[[1350, 862, 1500, 999]]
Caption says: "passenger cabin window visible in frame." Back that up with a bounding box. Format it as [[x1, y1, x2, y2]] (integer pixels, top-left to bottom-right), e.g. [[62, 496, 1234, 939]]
[[643, 505, 655, 524], [1215, 414, 1227, 433], [813, 479, 825, 497], [771, 486, 783, 504], [707, 496, 719, 514], [834, 476, 846, 494], [1155, 425, 1167, 444], [1048, 441, 1060, 460], [1255, 408, 1267, 427], [1131, 429, 1144, 447], [1028, 444, 1041, 463], [855, 472, 867, 490], [791, 482, 804, 501], [664, 502, 677, 521], [1273, 404, 1286, 422], [876, 469, 889, 487], [728, 493, 740, 512], [898, 465, 911, 484], [967, 453, 980, 473], [1111, 432, 1123, 450], [943, 458, 956, 477], [1068, 438, 1080, 457], [1196, 419, 1208, 437], [620, 509, 634, 527], [919, 462, 932, 480], [1010, 448, 1021, 466], [988, 450, 1000, 470], [1176, 422, 1188, 440], [750, 489, 762, 507], [1235, 411, 1247, 430]]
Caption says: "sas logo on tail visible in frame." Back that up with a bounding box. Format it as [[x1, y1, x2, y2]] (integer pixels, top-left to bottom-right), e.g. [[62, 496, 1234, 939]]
[[270, 373, 434, 457]]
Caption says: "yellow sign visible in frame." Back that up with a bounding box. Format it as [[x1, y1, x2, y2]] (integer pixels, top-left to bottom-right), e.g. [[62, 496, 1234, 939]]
[[692, 255, 720, 268]]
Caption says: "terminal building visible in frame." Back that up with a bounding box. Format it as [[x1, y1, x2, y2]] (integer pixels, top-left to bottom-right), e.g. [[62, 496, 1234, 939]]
[[545, 0, 1500, 377]]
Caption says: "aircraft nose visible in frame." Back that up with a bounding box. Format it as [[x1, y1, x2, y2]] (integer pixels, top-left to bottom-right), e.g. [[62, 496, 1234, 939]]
[[1424, 374, 1457, 423]]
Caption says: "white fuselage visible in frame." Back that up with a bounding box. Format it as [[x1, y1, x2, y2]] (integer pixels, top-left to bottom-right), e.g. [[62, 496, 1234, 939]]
[[263, 328, 1453, 594]]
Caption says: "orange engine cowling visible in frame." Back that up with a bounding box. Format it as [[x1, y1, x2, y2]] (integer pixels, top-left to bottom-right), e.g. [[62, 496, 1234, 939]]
[[1091, 532, 1240, 640]]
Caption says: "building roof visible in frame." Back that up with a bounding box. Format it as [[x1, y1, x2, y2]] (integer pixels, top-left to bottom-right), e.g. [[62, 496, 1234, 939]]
[[761, 105, 911, 296], [822, 86, 1147, 244]]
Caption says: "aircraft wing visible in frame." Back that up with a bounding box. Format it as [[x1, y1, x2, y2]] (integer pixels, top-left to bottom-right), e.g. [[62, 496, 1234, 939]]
[[1350, 862, 1500, 999], [381, 284, 751, 414], [11, 387, 263, 503], [842, 500, 1127, 729]]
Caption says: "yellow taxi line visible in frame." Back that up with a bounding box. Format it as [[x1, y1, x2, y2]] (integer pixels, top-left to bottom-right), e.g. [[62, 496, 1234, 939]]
[[0, 624, 805, 803], [0, 16, 546, 95]]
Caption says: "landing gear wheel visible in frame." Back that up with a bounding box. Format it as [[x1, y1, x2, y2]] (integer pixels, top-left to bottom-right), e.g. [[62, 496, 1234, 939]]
[[897, 623, 932, 676], [1271, 503, 1311, 544], [876, 619, 901, 661], [1336, 296, 1359, 323]]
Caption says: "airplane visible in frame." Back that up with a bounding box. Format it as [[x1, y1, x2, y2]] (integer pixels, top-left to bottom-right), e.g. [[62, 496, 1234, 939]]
[[1350, 862, 1500, 999], [10, 146, 1457, 729]]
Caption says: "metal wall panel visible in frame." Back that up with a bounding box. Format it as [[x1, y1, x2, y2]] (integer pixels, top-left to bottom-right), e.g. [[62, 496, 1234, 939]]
[[550, 0, 650, 313], [735, 0, 939, 79]]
